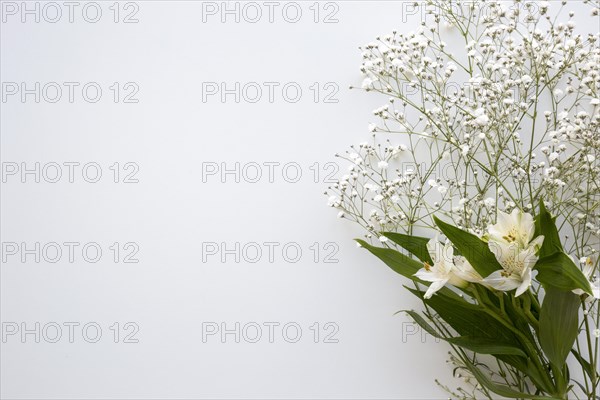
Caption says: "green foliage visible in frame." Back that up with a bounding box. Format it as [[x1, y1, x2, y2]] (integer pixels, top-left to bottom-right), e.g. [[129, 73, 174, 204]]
[[535, 252, 593, 295], [433, 216, 501, 277], [539, 288, 580, 370], [354, 239, 422, 282], [357, 201, 595, 398], [380, 232, 433, 264]]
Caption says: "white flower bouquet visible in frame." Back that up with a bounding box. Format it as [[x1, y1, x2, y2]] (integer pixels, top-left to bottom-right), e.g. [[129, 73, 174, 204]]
[[327, 1, 600, 398]]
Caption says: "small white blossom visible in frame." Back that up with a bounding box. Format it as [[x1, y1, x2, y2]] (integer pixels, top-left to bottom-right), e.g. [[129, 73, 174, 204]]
[[327, 196, 340, 207], [473, 108, 490, 126]]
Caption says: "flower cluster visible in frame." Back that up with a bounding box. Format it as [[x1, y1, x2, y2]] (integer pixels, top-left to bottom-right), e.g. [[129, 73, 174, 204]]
[[416, 209, 545, 299], [326, 1, 600, 399]]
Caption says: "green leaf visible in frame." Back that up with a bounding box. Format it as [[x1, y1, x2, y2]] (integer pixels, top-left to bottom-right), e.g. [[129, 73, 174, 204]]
[[403, 311, 526, 357], [448, 336, 528, 357], [535, 252, 593, 295], [536, 200, 563, 258], [539, 288, 580, 369], [405, 287, 555, 393], [433, 216, 501, 277], [355, 239, 422, 282], [402, 310, 439, 337], [405, 287, 521, 346], [380, 232, 433, 264]]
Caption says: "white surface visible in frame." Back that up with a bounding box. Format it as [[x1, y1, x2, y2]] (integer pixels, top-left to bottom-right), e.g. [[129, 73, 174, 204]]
[[1, 1, 593, 399]]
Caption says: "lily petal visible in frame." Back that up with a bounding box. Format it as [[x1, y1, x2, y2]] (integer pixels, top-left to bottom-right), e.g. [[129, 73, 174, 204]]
[[414, 267, 439, 283], [426, 238, 441, 264], [483, 270, 521, 291], [515, 268, 532, 297], [519, 247, 539, 271], [423, 279, 448, 299], [453, 256, 483, 283]]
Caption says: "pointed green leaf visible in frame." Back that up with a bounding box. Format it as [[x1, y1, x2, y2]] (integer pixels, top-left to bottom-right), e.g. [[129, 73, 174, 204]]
[[381, 232, 433, 264], [535, 252, 592, 295], [402, 310, 439, 336], [433, 216, 501, 277], [536, 200, 563, 258], [402, 311, 526, 357], [404, 287, 521, 345], [539, 288, 580, 369], [447, 336, 527, 357], [355, 239, 422, 282]]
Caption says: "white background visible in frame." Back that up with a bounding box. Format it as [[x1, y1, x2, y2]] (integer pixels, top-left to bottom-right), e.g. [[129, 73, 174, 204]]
[[1, 1, 593, 399]]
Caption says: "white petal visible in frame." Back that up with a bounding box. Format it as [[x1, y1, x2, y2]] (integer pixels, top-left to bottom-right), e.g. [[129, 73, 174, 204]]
[[423, 279, 448, 299], [519, 248, 539, 270], [448, 273, 468, 289], [483, 270, 521, 291], [522, 212, 536, 243], [453, 256, 483, 283], [443, 241, 454, 262], [489, 241, 520, 266], [582, 260, 594, 278], [528, 235, 544, 252], [427, 238, 441, 263], [496, 210, 514, 231], [414, 268, 439, 283], [515, 268, 532, 297]]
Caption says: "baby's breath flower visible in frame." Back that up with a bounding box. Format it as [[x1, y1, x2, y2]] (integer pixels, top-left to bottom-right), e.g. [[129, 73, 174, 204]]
[[327, 0, 600, 313]]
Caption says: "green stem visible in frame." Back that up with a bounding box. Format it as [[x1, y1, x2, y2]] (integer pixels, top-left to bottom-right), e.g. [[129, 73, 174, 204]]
[[470, 288, 555, 393]]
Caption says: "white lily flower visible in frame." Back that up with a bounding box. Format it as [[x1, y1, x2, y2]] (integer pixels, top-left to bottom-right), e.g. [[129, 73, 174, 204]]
[[482, 209, 545, 296], [484, 242, 539, 297], [414, 239, 466, 299], [486, 209, 543, 249]]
